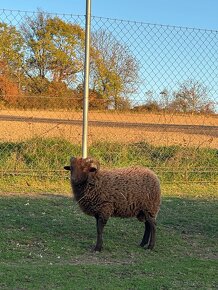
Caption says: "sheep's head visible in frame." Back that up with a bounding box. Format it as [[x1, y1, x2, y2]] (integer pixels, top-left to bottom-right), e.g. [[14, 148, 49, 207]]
[[64, 157, 100, 185]]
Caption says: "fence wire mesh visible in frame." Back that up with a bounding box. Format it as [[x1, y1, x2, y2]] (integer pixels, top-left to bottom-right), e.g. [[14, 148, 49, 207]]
[[0, 9, 217, 192]]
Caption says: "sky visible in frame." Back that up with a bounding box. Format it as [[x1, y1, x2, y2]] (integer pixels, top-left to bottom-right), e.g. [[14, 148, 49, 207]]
[[0, 1, 217, 109], [0, 0, 217, 31]]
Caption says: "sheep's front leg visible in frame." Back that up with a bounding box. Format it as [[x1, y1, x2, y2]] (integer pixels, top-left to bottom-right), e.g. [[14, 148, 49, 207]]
[[94, 215, 108, 252]]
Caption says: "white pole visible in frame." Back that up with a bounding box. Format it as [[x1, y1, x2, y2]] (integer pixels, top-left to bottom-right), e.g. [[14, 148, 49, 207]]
[[82, 0, 91, 158]]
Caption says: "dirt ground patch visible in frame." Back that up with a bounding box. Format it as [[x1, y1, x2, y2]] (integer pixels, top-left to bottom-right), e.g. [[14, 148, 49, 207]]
[[0, 109, 217, 148]]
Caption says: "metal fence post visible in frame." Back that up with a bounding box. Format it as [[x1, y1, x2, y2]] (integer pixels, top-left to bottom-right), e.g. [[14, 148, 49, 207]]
[[82, 0, 91, 159]]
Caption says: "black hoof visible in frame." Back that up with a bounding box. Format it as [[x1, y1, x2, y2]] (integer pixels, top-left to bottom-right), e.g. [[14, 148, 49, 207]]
[[91, 245, 102, 252]]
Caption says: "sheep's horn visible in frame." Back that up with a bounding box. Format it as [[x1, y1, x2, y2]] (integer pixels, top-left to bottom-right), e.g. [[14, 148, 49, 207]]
[[85, 157, 92, 163]]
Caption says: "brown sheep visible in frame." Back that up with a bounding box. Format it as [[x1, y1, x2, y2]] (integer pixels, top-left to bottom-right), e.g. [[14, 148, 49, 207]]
[[64, 157, 161, 252]]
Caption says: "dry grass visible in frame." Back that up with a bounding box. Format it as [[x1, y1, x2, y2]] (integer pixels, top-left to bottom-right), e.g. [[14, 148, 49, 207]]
[[0, 109, 217, 148]]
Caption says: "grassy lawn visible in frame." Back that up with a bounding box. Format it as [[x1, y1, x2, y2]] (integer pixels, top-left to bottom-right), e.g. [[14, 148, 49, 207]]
[[0, 185, 217, 289]]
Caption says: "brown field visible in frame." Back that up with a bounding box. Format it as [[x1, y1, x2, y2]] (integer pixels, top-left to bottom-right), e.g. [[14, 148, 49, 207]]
[[1, 109, 218, 125], [1, 109, 218, 148]]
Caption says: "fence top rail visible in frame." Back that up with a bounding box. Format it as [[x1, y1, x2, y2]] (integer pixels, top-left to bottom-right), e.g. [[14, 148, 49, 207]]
[[0, 8, 217, 33], [0, 8, 83, 18], [91, 15, 218, 33]]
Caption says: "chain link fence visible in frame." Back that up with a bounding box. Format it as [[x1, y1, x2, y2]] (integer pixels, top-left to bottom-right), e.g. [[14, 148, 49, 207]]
[[0, 9, 217, 192]]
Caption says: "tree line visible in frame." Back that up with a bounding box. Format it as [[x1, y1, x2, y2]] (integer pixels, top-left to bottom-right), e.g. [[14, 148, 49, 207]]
[[134, 80, 215, 114], [0, 10, 215, 114]]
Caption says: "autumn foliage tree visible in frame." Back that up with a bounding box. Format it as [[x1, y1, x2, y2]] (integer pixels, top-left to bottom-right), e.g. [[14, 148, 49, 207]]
[[0, 62, 20, 105], [90, 30, 138, 109], [0, 23, 24, 104], [0, 22, 24, 74], [0, 11, 215, 113], [19, 12, 139, 110], [21, 11, 85, 95]]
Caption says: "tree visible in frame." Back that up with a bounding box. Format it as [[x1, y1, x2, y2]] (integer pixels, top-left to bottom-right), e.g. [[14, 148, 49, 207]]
[[21, 11, 85, 94], [21, 11, 51, 81], [0, 61, 20, 105], [169, 79, 214, 114], [0, 22, 24, 90], [160, 88, 171, 110], [0, 22, 24, 70], [90, 30, 138, 109], [45, 17, 85, 85]]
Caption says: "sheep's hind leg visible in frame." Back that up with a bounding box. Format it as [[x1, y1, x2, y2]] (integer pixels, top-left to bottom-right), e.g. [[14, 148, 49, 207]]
[[147, 216, 156, 250], [94, 215, 108, 252], [140, 220, 151, 247], [137, 211, 150, 248]]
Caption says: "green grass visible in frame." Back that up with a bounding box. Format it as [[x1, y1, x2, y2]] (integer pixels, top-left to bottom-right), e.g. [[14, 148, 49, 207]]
[[0, 137, 217, 288], [1, 138, 218, 173], [0, 186, 217, 289], [0, 138, 217, 194]]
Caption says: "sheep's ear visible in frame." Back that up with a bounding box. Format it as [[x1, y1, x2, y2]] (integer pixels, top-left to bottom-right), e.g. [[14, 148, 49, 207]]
[[64, 166, 71, 171]]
